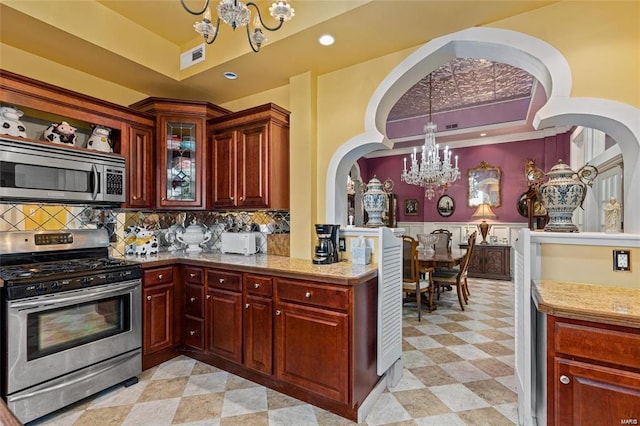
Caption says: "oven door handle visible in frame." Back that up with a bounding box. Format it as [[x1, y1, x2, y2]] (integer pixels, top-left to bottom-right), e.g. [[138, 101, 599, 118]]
[[8, 281, 140, 310]]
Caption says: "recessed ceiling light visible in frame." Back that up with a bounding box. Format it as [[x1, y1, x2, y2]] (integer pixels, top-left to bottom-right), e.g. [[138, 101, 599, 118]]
[[318, 34, 335, 46], [223, 71, 238, 80], [480, 133, 487, 137]]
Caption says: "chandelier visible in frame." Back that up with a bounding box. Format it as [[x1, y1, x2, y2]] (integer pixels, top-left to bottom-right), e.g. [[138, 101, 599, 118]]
[[181, 0, 295, 52], [400, 75, 461, 200]]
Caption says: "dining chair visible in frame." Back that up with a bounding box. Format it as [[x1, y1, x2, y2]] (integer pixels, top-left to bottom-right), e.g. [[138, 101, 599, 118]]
[[431, 231, 477, 311], [430, 228, 452, 251], [402, 235, 434, 321]]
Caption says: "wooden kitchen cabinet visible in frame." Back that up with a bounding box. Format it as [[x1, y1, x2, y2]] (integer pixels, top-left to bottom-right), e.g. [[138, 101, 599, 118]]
[[275, 278, 352, 403], [209, 103, 290, 210], [142, 266, 179, 369], [183, 266, 205, 351], [0, 71, 156, 209], [206, 269, 243, 363], [547, 316, 640, 425], [244, 274, 273, 375], [130, 98, 229, 209], [461, 243, 511, 280], [123, 124, 154, 208]]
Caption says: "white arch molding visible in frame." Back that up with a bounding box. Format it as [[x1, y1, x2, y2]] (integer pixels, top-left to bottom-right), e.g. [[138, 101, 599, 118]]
[[325, 27, 640, 233]]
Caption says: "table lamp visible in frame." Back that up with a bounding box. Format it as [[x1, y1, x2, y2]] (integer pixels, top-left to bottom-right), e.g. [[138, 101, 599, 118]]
[[471, 203, 497, 244]]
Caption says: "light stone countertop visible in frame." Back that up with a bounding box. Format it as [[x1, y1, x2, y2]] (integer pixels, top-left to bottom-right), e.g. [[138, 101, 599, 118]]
[[122, 251, 378, 286], [532, 280, 640, 328]]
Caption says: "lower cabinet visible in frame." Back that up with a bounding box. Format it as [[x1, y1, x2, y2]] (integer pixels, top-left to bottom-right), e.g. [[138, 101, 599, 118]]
[[142, 262, 379, 422], [547, 316, 640, 425], [244, 274, 273, 375], [183, 266, 205, 351], [275, 298, 349, 402], [206, 269, 243, 363], [142, 266, 179, 369]]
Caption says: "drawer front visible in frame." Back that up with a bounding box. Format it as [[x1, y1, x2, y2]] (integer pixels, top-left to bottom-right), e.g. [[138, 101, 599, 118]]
[[185, 282, 205, 318], [554, 320, 640, 369], [276, 278, 349, 311], [207, 269, 242, 292], [184, 266, 204, 284], [184, 316, 205, 351], [143, 266, 174, 286], [245, 274, 273, 297]]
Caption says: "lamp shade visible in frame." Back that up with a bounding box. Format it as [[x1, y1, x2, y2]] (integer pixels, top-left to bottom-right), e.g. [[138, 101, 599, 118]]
[[471, 203, 497, 220]]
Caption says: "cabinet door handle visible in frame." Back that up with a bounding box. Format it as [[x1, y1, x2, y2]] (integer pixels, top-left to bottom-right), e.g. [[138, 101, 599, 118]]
[[275, 310, 281, 316], [206, 294, 211, 299], [245, 303, 250, 309], [161, 197, 166, 201], [132, 196, 138, 200], [253, 283, 260, 289], [230, 196, 234, 201], [189, 330, 196, 336], [305, 291, 312, 298], [239, 196, 244, 201], [189, 273, 196, 278], [560, 375, 571, 385], [158, 274, 163, 279], [219, 278, 225, 283], [146, 295, 151, 301], [190, 297, 196, 302]]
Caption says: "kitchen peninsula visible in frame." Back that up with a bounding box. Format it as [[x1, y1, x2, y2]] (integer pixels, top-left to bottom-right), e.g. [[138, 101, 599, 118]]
[[130, 251, 380, 422], [532, 280, 640, 425]]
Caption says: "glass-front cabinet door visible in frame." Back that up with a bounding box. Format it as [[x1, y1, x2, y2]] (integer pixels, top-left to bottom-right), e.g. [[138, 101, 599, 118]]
[[158, 116, 204, 208]]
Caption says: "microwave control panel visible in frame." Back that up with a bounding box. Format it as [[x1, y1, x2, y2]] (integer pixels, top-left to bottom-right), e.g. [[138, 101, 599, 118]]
[[105, 168, 125, 195]]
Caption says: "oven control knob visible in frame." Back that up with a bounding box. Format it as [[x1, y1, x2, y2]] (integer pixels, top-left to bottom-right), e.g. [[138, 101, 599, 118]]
[[81, 277, 91, 287], [51, 281, 61, 290], [36, 283, 47, 292]]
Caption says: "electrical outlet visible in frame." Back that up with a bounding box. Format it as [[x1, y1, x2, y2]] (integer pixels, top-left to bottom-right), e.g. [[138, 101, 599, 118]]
[[339, 237, 346, 252], [613, 250, 631, 272]]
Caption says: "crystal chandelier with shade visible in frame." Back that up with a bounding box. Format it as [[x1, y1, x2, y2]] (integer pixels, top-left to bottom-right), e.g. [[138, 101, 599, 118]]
[[181, 0, 295, 52], [400, 75, 461, 200]]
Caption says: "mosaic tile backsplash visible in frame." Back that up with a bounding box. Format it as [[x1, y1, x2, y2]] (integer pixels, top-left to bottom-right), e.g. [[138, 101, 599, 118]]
[[0, 203, 290, 257]]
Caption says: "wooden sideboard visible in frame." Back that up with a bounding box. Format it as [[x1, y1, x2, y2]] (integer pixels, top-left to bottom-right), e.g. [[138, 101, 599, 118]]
[[461, 243, 511, 281]]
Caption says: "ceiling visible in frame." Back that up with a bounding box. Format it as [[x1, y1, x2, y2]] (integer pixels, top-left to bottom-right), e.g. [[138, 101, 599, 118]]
[[0, 0, 559, 145]]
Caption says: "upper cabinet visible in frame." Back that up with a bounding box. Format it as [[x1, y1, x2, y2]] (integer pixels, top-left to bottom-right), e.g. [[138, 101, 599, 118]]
[[209, 104, 290, 210], [0, 70, 156, 209], [130, 98, 229, 209]]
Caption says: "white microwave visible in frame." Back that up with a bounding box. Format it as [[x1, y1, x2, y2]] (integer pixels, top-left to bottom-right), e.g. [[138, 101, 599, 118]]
[[0, 137, 126, 205]]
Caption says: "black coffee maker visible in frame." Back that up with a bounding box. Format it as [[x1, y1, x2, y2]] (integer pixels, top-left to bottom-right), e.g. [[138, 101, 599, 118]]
[[312, 224, 340, 264]]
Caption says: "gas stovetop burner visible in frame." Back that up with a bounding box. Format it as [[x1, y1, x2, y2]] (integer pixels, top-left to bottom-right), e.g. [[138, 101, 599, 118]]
[[0, 257, 139, 281]]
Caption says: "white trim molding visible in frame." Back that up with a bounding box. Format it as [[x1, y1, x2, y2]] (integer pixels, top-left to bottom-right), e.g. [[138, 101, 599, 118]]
[[325, 27, 640, 234]]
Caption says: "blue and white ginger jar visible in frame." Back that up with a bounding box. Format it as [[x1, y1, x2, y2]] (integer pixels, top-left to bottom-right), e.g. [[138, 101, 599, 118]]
[[362, 176, 386, 227], [539, 160, 586, 232]]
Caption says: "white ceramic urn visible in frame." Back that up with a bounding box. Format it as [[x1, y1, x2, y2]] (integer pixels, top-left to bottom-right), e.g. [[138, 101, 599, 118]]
[[176, 221, 212, 252], [362, 176, 386, 227], [539, 160, 586, 233]]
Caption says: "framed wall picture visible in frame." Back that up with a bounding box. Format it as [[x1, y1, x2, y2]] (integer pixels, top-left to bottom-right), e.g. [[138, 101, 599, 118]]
[[437, 194, 455, 217], [404, 198, 419, 216]]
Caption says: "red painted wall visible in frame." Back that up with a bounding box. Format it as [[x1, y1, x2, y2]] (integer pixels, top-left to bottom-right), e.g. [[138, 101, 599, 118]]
[[362, 132, 570, 223]]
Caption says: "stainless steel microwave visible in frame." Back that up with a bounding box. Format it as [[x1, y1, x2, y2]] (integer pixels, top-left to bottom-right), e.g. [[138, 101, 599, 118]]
[[0, 137, 126, 205]]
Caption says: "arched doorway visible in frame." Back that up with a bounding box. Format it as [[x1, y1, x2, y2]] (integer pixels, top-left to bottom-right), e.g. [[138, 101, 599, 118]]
[[326, 27, 640, 233]]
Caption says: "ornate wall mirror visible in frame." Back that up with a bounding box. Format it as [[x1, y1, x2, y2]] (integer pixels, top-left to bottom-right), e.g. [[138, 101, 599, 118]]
[[468, 161, 502, 207]]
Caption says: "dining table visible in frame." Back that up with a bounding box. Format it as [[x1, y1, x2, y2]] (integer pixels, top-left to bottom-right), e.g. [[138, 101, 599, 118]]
[[418, 247, 468, 269], [416, 247, 468, 311]]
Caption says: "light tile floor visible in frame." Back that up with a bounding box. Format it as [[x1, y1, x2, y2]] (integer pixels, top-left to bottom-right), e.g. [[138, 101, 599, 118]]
[[28, 278, 517, 425]]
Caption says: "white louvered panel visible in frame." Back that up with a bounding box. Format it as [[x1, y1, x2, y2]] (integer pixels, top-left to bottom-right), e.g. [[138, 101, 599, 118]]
[[377, 227, 403, 375], [514, 228, 533, 425]]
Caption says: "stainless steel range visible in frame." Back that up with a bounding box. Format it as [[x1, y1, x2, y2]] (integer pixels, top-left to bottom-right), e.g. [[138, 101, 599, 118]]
[[0, 229, 142, 424]]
